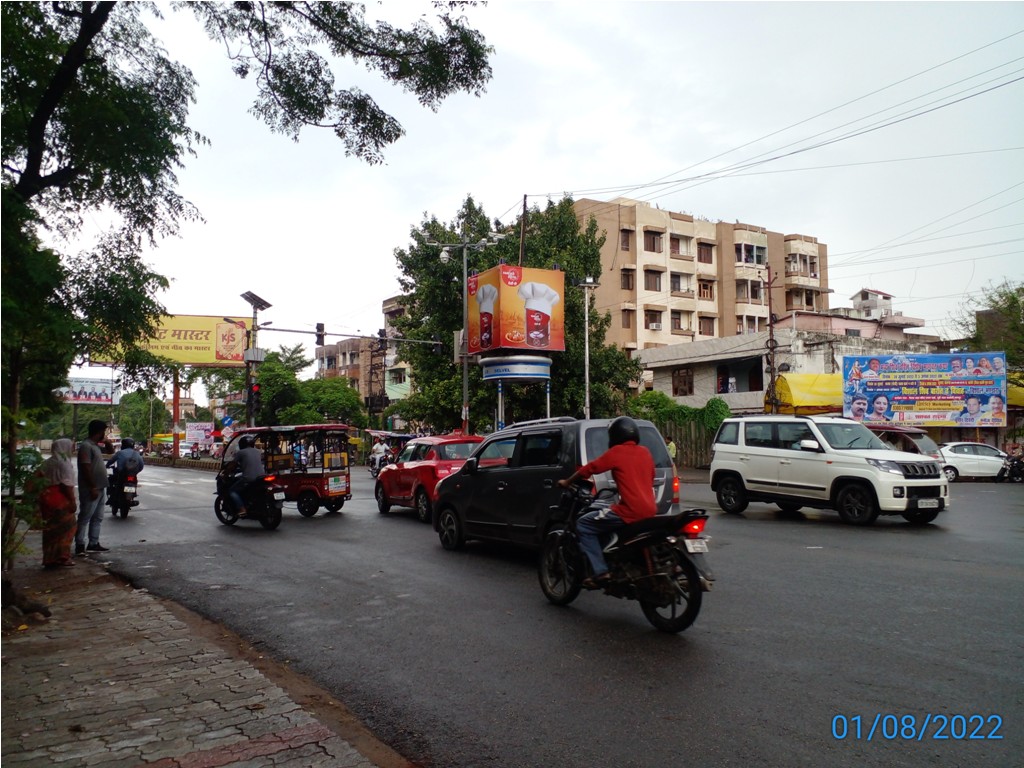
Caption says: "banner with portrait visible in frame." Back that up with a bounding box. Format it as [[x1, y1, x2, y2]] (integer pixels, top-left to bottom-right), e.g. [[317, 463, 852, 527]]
[[842, 352, 1008, 427]]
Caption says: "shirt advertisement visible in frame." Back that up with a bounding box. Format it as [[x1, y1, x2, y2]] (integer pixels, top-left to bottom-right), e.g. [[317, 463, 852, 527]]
[[58, 377, 119, 405], [466, 265, 565, 355], [842, 352, 1008, 427]]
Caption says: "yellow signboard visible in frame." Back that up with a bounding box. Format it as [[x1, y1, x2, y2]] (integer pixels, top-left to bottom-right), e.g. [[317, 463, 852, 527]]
[[96, 315, 250, 367]]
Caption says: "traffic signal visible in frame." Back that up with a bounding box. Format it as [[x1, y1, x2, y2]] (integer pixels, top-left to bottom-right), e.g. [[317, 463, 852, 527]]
[[249, 382, 261, 412], [315, 322, 325, 346]]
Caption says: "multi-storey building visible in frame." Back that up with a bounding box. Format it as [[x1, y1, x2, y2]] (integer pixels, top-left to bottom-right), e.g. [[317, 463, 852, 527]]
[[573, 197, 831, 355]]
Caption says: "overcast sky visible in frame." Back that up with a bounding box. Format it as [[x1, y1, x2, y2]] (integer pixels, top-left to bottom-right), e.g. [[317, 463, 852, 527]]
[[75, 1, 1024, 386]]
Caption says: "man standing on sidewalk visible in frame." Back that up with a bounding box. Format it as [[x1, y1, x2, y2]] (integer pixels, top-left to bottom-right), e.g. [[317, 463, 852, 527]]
[[75, 420, 110, 554]]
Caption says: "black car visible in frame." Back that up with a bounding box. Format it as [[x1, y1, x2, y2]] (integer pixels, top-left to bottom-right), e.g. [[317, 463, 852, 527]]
[[431, 417, 677, 550]]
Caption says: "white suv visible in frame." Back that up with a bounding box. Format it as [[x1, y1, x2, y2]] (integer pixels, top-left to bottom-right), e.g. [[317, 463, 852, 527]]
[[710, 415, 949, 526]]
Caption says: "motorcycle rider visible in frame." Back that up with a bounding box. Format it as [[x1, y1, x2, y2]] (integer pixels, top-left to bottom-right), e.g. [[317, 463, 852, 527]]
[[228, 435, 265, 517], [370, 436, 388, 472], [557, 416, 657, 589], [105, 438, 144, 504]]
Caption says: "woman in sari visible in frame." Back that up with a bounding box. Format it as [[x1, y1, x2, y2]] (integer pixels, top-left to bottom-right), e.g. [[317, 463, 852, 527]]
[[37, 438, 78, 568]]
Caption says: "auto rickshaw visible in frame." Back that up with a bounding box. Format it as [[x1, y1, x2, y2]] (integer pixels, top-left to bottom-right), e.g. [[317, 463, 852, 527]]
[[221, 424, 352, 517]]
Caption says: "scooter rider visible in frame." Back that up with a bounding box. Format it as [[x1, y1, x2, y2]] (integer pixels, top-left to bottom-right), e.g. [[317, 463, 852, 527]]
[[557, 416, 657, 589], [228, 435, 265, 517]]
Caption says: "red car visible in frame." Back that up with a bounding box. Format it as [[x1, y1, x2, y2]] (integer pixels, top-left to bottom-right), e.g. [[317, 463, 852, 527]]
[[375, 434, 484, 523]]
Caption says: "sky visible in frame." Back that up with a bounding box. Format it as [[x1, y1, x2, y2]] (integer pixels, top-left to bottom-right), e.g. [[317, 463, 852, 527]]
[[72, 1, 1024, 391]]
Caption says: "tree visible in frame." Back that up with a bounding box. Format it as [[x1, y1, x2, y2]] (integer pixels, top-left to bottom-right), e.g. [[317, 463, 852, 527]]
[[955, 279, 1023, 387], [391, 196, 642, 431], [278, 378, 367, 428]]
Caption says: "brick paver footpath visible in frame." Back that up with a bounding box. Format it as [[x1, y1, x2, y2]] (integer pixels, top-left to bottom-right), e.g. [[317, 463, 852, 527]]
[[2, 534, 390, 768]]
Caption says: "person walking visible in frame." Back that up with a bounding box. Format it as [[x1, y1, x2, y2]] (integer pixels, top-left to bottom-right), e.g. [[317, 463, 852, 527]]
[[35, 438, 78, 568], [75, 420, 110, 554], [664, 433, 677, 464]]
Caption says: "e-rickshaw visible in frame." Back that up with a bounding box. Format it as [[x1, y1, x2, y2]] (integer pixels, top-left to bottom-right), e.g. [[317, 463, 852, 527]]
[[222, 424, 352, 516]]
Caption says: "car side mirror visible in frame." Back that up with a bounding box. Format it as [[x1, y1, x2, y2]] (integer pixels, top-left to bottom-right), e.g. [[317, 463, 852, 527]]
[[799, 439, 822, 452], [462, 457, 478, 475]]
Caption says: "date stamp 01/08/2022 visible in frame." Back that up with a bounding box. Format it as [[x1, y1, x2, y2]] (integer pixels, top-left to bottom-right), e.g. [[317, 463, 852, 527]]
[[831, 714, 1003, 742]]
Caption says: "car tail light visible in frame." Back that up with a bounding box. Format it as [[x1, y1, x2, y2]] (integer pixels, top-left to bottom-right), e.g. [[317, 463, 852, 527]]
[[672, 469, 680, 505], [681, 517, 706, 537], [263, 474, 277, 482]]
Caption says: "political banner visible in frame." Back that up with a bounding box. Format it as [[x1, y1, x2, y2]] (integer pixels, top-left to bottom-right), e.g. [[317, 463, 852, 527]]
[[842, 352, 1008, 427], [58, 377, 118, 405]]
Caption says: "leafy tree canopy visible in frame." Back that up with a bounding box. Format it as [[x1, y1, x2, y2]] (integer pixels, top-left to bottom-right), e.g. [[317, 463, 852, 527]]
[[955, 279, 1023, 387], [390, 196, 642, 432]]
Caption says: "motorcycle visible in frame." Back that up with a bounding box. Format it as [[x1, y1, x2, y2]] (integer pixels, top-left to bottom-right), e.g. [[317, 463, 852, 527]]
[[107, 471, 140, 519], [369, 452, 394, 479], [995, 454, 1024, 483], [214, 471, 286, 530], [538, 481, 714, 634]]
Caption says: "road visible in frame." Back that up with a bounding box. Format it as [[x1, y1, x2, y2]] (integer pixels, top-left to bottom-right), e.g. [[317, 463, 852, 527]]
[[97, 465, 1023, 768]]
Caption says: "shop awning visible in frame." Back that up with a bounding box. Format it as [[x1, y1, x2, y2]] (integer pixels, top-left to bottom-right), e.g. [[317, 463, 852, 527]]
[[1009, 383, 1024, 407], [770, 373, 843, 415]]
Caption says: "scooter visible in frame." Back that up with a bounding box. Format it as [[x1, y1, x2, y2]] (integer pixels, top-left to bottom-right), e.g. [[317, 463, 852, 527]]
[[214, 472, 285, 530], [995, 454, 1024, 483], [369, 452, 393, 478], [107, 472, 139, 518]]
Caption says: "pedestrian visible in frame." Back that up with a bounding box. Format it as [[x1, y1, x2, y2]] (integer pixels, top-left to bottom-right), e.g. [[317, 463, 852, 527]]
[[75, 419, 110, 554], [34, 438, 78, 568], [664, 433, 677, 463]]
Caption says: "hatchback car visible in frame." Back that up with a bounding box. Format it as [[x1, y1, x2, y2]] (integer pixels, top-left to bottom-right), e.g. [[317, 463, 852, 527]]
[[375, 434, 484, 523], [936, 442, 1007, 482], [431, 417, 677, 550]]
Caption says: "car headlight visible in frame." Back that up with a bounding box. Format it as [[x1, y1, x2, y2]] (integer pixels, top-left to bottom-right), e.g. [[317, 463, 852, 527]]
[[866, 458, 905, 476]]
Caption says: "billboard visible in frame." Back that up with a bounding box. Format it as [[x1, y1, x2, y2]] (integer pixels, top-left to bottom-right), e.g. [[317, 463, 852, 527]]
[[57, 377, 119, 405], [94, 315, 250, 367], [185, 421, 215, 449], [842, 352, 1008, 427], [466, 265, 565, 355]]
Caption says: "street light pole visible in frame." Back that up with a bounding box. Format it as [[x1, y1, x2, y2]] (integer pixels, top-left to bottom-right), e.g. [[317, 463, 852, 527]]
[[579, 277, 600, 419]]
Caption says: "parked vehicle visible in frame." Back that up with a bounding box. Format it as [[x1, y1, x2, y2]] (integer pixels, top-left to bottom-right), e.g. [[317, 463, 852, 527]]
[[106, 472, 139, 518], [375, 434, 484, 523], [864, 423, 941, 458], [710, 415, 948, 526], [214, 471, 285, 530], [995, 453, 1024, 483], [937, 442, 1008, 482], [219, 425, 353, 517], [432, 417, 678, 550], [538, 480, 713, 633]]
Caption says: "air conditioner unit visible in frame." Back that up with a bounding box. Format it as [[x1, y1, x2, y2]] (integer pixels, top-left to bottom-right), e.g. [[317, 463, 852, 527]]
[[648, 322, 663, 331]]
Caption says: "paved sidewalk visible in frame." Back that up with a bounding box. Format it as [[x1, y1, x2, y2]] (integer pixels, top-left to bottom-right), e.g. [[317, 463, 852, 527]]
[[2, 533, 408, 768]]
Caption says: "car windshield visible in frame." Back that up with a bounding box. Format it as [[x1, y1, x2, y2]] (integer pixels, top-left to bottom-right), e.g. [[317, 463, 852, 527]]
[[815, 423, 889, 451], [907, 433, 940, 454], [436, 441, 478, 460]]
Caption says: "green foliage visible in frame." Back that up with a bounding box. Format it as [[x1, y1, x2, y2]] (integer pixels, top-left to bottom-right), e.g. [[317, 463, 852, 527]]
[[251, 354, 366, 427], [392, 196, 641, 431], [626, 392, 731, 433], [114, 390, 172, 443], [957, 279, 1023, 385]]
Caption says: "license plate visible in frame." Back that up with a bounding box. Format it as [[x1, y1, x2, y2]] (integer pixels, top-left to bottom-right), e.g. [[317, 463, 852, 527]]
[[917, 498, 939, 509], [274, 492, 285, 501], [684, 539, 709, 553], [124, 489, 136, 495]]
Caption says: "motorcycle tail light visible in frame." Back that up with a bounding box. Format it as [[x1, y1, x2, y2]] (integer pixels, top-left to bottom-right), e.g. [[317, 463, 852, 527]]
[[263, 474, 277, 482], [126, 475, 137, 482], [681, 517, 706, 537]]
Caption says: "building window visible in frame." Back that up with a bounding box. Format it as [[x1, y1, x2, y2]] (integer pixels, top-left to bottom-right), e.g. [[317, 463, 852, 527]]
[[670, 272, 684, 292], [735, 243, 767, 265], [620, 270, 635, 290], [622, 309, 633, 329], [671, 310, 683, 330], [389, 369, 406, 385], [643, 231, 662, 252], [670, 236, 681, 255], [697, 242, 713, 264], [644, 270, 662, 292], [672, 368, 694, 396], [845, 328, 861, 337], [699, 316, 715, 336], [620, 230, 631, 251], [698, 280, 715, 300], [644, 310, 662, 329]]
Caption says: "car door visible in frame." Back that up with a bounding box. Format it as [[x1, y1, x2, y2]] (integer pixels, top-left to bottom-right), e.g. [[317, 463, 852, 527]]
[[741, 421, 781, 493], [973, 444, 1006, 477], [945, 444, 978, 476], [775, 422, 829, 501], [460, 435, 519, 541], [388, 442, 420, 503], [501, 429, 565, 546]]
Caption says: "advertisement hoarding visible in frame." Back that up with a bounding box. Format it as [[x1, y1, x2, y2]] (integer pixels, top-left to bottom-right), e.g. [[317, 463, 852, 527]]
[[466, 265, 565, 355], [841, 352, 1008, 427], [57, 377, 119, 405], [185, 422, 215, 448], [93, 315, 250, 367]]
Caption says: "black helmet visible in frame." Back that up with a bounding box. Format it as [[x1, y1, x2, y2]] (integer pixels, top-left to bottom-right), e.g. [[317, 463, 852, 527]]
[[608, 416, 640, 447], [121, 438, 135, 449], [238, 435, 255, 450]]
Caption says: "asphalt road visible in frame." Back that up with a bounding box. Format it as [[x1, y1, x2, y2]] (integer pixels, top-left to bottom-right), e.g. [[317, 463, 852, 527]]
[[97, 465, 1023, 768]]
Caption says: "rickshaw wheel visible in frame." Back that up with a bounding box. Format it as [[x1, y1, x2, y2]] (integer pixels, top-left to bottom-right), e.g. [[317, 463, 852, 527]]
[[297, 491, 320, 517], [324, 499, 345, 513]]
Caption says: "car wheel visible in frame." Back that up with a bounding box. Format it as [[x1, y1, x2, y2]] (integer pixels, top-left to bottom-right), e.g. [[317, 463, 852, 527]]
[[835, 483, 879, 526], [414, 489, 432, 524], [324, 499, 345, 513], [437, 508, 465, 550], [375, 484, 390, 514], [943, 465, 959, 483], [715, 475, 748, 514], [297, 491, 320, 517]]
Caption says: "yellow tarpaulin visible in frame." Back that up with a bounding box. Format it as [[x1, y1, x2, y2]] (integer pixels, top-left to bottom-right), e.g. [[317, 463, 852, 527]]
[[1009, 383, 1024, 407], [770, 373, 844, 415]]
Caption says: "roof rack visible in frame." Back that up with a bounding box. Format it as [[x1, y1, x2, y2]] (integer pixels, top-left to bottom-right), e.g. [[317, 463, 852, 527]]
[[506, 416, 578, 429]]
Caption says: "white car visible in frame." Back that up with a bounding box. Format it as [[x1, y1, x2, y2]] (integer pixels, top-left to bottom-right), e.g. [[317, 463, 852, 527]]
[[937, 442, 1007, 482]]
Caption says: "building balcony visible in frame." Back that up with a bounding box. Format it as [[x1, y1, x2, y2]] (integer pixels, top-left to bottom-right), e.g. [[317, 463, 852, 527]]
[[671, 289, 696, 300]]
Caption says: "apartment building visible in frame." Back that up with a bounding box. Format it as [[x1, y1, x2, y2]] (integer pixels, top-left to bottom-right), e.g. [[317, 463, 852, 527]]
[[573, 197, 831, 354]]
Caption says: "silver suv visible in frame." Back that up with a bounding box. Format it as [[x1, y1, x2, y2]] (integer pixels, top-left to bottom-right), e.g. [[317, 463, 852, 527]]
[[709, 415, 949, 526], [432, 417, 677, 549]]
